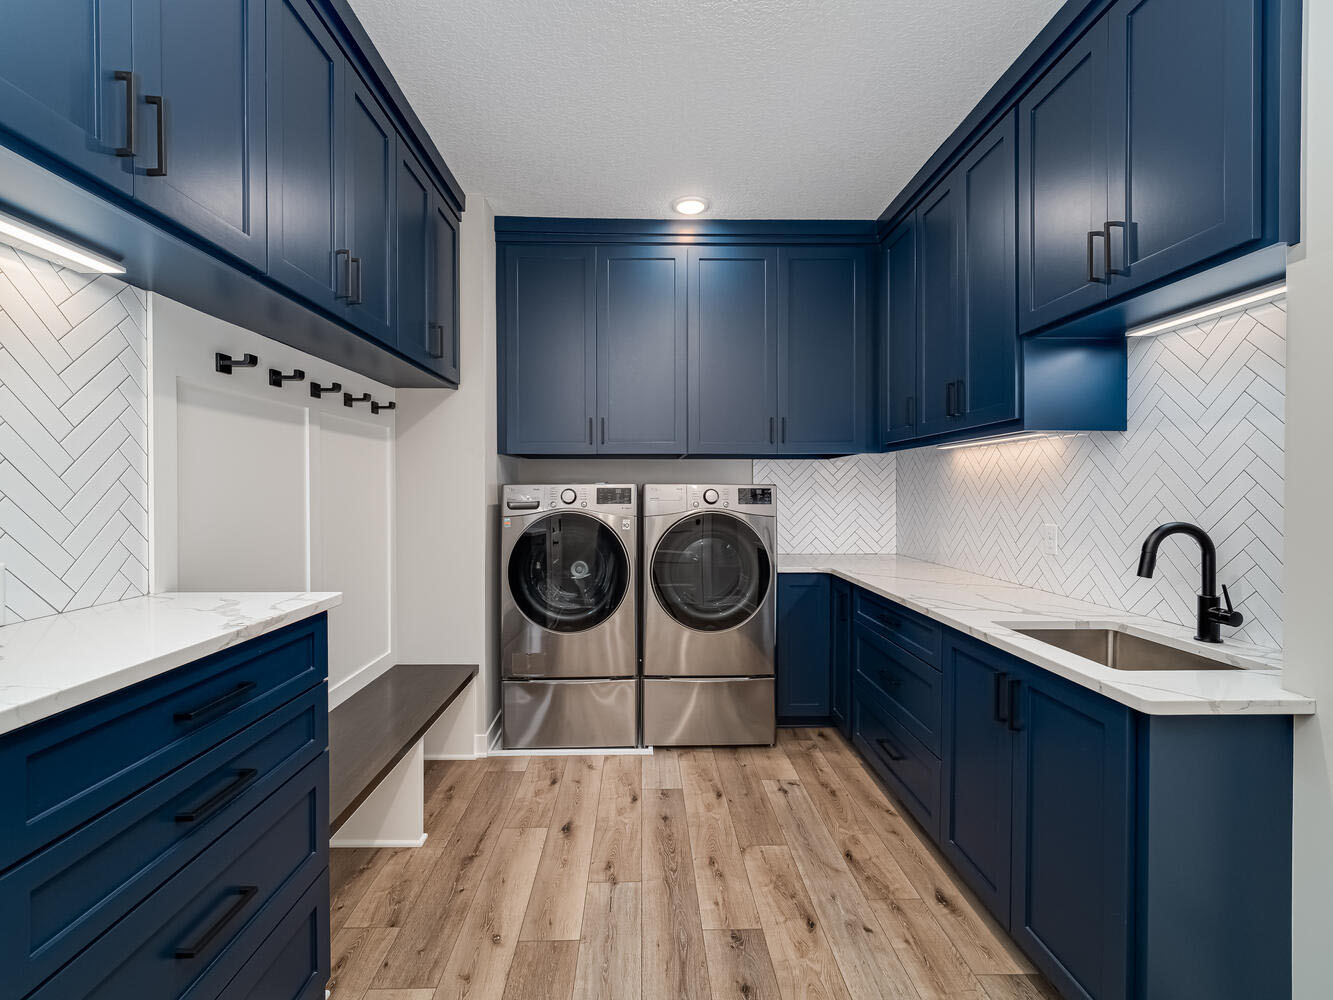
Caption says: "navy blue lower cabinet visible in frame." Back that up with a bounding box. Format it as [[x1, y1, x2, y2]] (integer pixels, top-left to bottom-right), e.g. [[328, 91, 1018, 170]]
[[776, 574, 831, 722], [1010, 663, 1133, 1000], [852, 678, 941, 839], [830, 579, 852, 738], [940, 638, 1014, 921]]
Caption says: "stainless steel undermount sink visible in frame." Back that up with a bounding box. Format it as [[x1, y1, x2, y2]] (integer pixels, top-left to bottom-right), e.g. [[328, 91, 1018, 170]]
[[1012, 628, 1240, 671]]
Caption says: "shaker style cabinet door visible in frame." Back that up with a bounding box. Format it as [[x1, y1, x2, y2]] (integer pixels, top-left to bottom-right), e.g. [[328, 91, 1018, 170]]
[[131, 0, 267, 268], [776, 574, 831, 721], [0, 0, 134, 195], [502, 245, 597, 454], [881, 218, 918, 447], [1105, 0, 1264, 295], [1017, 19, 1111, 334], [343, 74, 396, 346], [777, 246, 869, 455], [596, 245, 687, 453], [394, 145, 433, 368], [429, 193, 461, 384], [688, 246, 779, 455], [265, 0, 345, 314], [914, 176, 964, 440]]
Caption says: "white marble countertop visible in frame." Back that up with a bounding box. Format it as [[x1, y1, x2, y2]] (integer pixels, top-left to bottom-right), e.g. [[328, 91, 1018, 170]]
[[778, 554, 1313, 716], [0, 592, 342, 736]]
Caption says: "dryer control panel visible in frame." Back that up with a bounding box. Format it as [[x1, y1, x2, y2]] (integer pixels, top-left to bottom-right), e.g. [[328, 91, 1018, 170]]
[[644, 484, 777, 517]]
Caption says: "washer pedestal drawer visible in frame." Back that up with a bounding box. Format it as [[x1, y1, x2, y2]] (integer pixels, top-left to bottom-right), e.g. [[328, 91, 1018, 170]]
[[502, 679, 637, 749], [643, 677, 775, 747]]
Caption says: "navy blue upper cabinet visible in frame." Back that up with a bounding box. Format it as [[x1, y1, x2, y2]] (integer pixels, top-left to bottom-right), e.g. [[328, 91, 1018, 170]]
[[394, 145, 433, 369], [131, 0, 267, 269], [881, 219, 918, 447], [503, 245, 598, 454], [265, 0, 345, 314], [1105, 0, 1264, 295], [343, 75, 396, 345], [777, 574, 831, 721], [1011, 666, 1133, 1000], [1018, 20, 1111, 334], [429, 192, 462, 384], [598, 246, 688, 453], [778, 247, 869, 454], [914, 177, 964, 440], [957, 112, 1019, 432], [0, 0, 134, 195], [688, 246, 780, 455]]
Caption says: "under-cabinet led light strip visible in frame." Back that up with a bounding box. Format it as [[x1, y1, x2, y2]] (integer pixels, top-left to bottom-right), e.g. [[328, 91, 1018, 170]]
[[1126, 281, 1286, 338], [0, 209, 126, 275], [936, 431, 1087, 452]]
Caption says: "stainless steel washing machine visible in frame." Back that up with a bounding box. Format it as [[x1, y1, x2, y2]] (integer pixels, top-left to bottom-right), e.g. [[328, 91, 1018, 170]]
[[641, 484, 777, 746], [501, 484, 638, 748]]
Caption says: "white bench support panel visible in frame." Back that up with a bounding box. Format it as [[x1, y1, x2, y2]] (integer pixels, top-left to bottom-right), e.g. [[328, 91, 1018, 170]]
[[330, 739, 427, 848]]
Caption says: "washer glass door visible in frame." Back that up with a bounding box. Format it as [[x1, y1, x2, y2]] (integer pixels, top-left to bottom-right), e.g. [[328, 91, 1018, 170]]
[[652, 512, 772, 631], [508, 513, 629, 632]]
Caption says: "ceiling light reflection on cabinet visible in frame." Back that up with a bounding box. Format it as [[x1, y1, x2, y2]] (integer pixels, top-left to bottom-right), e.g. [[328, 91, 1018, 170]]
[[0, 209, 126, 274], [1126, 281, 1286, 338]]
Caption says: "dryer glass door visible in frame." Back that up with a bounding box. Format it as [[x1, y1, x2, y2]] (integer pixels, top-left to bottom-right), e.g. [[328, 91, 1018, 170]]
[[508, 513, 630, 633], [651, 512, 772, 632]]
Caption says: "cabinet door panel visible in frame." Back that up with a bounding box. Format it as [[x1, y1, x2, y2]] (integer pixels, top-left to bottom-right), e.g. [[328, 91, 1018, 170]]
[[265, 0, 344, 312], [132, 0, 266, 268], [688, 246, 778, 455], [778, 247, 867, 454], [1018, 20, 1110, 333], [881, 219, 918, 447], [959, 113, 1019, 431], [597, 246, 687, 453], [1012, 671, 1132, 1000], [344, 75, 395, 344], [394, 146, 432, 369], [777, 574, 831, 720], [1106, 0, 1263, 294], [430, 194, 461, 384], [0, 0, 134, 194], [915, 178, 964, 439], [941, 640, 1013, 920], [503, 245, 596, 454]]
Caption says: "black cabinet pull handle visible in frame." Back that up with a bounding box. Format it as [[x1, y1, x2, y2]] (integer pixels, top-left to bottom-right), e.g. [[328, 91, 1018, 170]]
[[1104, 220, 1128, 277], [874, 612, 901, 630], [781, 416, 787, 444], [174, 885, 258, 960], [310, 381, 341, 399], [878, 669, 902, 691], [600, 416, 606, 444], [370, 400, 396, 415], [114, 70, 135, 157], [993, 671, 1010, 723], [955, 379, 965, 417], [428, 322, 445, 359], [945, 380, 957, 417], [175, 768, 259, 824], [145, 94, 166, 176], [174, 681, 256, 723], [875, 737, 906, 762], [348, 257, 363, 305], [267, 368, 304, 387], [1086, 229, 1105, 284], [587, 416, 594, 445], [343, 392, 371, 408], [769, 416, 775, 444], [1007, 678, 1023, 732], [334, 249, 351, 299], [906, 395, 916, 427], [214, 353, 257, 375]]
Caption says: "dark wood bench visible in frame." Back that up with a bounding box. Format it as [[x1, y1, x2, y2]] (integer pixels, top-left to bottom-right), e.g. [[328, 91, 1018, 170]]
[[329, 663, 476, 831]]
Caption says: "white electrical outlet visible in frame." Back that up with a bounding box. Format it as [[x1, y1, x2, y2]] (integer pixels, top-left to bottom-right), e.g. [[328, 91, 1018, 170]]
[[1041, 524, 1060, 556]]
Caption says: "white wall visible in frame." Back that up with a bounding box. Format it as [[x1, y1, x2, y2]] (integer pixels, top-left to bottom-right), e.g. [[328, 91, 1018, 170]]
[[1285, 0, 1333, 989]]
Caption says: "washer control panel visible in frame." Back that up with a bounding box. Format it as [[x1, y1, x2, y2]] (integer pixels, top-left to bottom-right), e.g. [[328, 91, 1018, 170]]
[[503, 484, 637, 515]]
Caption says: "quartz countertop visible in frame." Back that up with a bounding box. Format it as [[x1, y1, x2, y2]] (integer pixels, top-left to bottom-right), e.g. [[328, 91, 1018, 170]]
[[778, 554, 1313, 716], [0, 592, 342, 736]]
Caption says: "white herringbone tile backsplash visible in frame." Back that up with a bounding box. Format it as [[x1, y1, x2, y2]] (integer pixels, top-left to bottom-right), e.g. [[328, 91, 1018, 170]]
[[754, 452, 896, 554], [898, 301, 1286, 647], [0, 243, 149, 623]]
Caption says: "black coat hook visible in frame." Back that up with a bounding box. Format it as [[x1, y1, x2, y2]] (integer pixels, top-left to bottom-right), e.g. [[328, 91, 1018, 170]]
[[343, 392, 371, 408], [371, 400, 396, 415], [268, 368, 305, 387], [215, 352, 258, 375], [310, 381, 341, 399]]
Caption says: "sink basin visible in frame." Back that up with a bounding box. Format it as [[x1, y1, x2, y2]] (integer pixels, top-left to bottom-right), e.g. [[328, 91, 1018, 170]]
[[1012, 628, 1240, 671]]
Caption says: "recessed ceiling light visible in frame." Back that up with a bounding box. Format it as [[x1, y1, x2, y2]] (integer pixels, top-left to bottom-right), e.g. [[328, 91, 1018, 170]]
[[672, 197, 709, 216], [0, 208, 126, 275]]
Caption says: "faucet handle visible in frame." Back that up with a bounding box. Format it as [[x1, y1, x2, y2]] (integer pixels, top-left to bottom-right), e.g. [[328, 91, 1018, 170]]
[[1214, 585, 1245, 628]]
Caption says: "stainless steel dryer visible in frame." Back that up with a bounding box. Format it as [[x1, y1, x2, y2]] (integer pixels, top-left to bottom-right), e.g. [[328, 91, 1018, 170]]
[[641, 484, 777, 746], [501, 484, 638, 748]]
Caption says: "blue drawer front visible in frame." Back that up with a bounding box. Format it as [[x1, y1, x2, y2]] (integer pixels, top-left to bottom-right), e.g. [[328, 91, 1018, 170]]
[[852, 680, 941, 838], [852, 589, 941, 668], [0, 615, 327, 871], [205, 869, 330, 1000], [0, 684, 327, 999], [30, 753, 329, 1000], [854, 623, 943, 756]]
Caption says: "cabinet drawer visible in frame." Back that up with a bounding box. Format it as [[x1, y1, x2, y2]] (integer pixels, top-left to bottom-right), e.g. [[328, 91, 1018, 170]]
[[0, 685, 327, 999], [853, 682, 940, 838], [853, 590, 941, 667], [0, 615, 327, 870], [854, 624, 942, 756], [30, 754, 328, 1000]]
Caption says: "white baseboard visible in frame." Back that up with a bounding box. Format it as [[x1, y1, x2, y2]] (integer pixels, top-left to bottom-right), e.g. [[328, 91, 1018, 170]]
[[330, 832, 429, 849], [425, 752, 480, 760], [486, 746, 653, 757]]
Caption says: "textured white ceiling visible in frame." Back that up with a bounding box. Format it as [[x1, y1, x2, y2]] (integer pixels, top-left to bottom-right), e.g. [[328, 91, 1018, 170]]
[[349, 0, 1066, 219]]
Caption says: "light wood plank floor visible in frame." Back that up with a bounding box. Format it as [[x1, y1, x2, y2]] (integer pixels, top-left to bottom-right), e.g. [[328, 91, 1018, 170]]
[[329, 727, 1061, 1000]]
